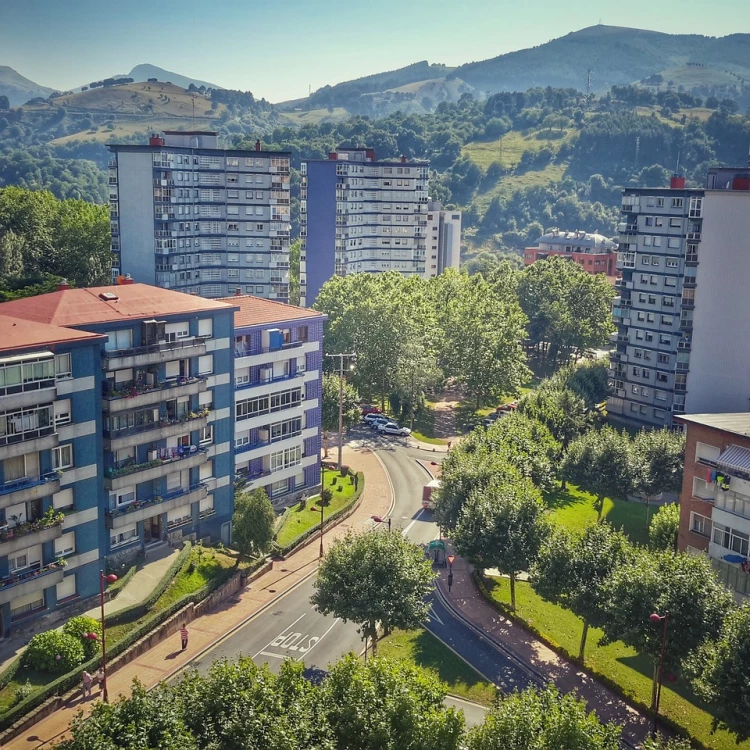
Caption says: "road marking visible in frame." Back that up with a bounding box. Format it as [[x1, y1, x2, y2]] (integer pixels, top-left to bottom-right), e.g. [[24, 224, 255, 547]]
[[258, 650, 287, 659], [402, 508, 425, 536], [428, 605, 445, 626], [252, 613, 306, 658], [302, 618, 340, 659]]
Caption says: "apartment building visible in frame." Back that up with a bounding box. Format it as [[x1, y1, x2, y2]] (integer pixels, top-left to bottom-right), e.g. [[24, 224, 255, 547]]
[[108, 132, 291, 301], [1, 282, 238, 571], [423, 201, 461, 279], [523, 229, 618, 281], [300, 148, 430, 306], [607, 167, 750, 427], [675, 412, 750, 598], [223, 293, 325, 507], [0, 315, 105, 637]]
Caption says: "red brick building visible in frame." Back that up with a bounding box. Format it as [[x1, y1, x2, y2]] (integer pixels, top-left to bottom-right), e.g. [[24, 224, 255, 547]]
[[675, 413, 750, 597], [523, 229, 618, 281]]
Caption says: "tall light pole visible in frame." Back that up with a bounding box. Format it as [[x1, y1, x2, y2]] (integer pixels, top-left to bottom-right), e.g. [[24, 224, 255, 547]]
[[325, 353, 356, 471], [91, 571, 118, 702], [319, 460, 325, 559], [649, 611, 669, 739]]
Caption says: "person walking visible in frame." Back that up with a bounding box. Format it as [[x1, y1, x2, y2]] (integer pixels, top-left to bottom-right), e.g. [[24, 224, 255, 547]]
[[180, 623, 189, 651], [96, 667, 104, 692], [81, 670, 93, 698]]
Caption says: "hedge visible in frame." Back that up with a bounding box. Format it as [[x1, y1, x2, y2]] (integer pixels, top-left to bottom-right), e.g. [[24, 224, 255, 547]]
[[0, 546, 265, 733], [107, 558, 140, 599], [274, 472, 365, 557]]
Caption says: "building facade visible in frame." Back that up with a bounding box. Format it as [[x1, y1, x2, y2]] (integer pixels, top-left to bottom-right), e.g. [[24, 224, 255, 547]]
[[523, 229, 618, 280], [423, 201, 461, 279], [676, 413, 750, 598], [223, 293, 325, 507], [299, 148, 430, 306], [607, 168, 750, 427], [1, 283, 238, 573], [108, 132, 291, 301], [0, 316, 106, 637]]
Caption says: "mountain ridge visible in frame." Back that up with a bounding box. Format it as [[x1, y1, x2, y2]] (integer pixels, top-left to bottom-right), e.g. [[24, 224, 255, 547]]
[[0, 66, 54, 106]]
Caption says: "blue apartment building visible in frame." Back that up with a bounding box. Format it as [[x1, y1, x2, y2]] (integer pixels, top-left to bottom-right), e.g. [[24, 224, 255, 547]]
[[0, 315, 106, 638], [2, 283, 238, 583], [221, 293, 325, 507]]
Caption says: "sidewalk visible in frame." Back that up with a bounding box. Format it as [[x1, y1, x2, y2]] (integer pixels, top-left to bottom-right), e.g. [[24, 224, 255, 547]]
[[5, 445, 392, 749], [0, 546, 179, 675], [435, 547, 651, 748]]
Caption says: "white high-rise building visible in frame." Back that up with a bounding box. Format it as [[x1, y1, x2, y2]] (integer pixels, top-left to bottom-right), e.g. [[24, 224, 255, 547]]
[[108, 132, 291, 301], [423, 201, 461, 279]]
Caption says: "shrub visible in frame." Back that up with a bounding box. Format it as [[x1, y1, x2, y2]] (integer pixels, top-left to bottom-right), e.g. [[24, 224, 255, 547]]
[[14, 680, 33, 704], [62, 616, 102, 659], [25, 631, 85, 674], [321, 488, 333, 506], [340, 465, 350, 477]]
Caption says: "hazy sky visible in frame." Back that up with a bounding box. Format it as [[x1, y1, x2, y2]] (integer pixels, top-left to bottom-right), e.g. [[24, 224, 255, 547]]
[[2, 0, 748, 102]]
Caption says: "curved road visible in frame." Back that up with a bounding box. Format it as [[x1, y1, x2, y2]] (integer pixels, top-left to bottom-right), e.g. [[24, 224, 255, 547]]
[[178, 431, 532, 725]]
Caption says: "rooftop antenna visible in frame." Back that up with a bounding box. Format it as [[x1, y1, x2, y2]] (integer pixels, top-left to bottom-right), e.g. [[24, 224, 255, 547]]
[[191, 95, 195, 129], [675, 149, 681, 175], [586, 69, 593, 97]]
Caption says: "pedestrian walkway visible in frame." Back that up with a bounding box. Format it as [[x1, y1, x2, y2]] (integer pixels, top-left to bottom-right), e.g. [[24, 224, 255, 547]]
[[435, 546, 651, 748], [4, 445, 392, 750], [0, 546, 178, 675]]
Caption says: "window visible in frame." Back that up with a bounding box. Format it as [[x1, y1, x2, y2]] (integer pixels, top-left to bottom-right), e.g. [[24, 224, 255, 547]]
[[656, 372, 668, 383], [663, 296, 674, 307], [645, 332, 654, 342], [669, 218, 682, 227], [199, 424, 213, 445], [270, 445, 301, 470], [666, 258, 679, 268], [228, 270, 239, 279], [661, 316, 673, 326], [668, 238, 681, 249], [55, 354, 72, 379], [198, 355, 213, 375], [54, 399, 71, 425], [713, 523, 749, 557], [228, 222, 239, 232], [640, 274, 649, 284], [642, 256, 650, 266], [10, 591, 44, 619], [56, 575, 76, 601], [635, 330, 644, 340], [650, 256, 659, 266], [227, 206, 240, 216], [695, 441, 720, 463], [647, 313, 655, 323], [297, 326, 309, 342], [634, 349, 643, 359], [659, 334, 671, 345], [111, 526, 138, 549], [271, 479, 289, 496], [632, 367, 641, 377], [658, 353, 669, 364], [53, 444, 73, 471], [630, 403, 639, 413], [650, 275, 658, 286], [631, 385, 639, 394], [672, 198, 684, 208], [664, 277, 677, 288], [690, 512, 710, 537], [655, 390, 667, 401], [105, 329, 133, 352], [55, 531, 75, 557]]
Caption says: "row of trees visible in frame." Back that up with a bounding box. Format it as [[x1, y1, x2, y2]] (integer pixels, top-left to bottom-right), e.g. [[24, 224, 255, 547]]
[[314, 264, 613, 414]]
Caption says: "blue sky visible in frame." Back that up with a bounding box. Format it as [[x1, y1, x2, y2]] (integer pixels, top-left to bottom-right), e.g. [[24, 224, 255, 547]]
[[2, 0, 748, 101]]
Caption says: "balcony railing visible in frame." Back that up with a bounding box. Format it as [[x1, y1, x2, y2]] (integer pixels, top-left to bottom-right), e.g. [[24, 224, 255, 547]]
[[235, 429, 303, 454], [103, 375, 207, 403], [0, 510, 64, 544], [0, 560, 64, 593], [104, 409, 209, 441], [105, 446, 207, 480], [234, 340, 305, 358], [237, 372, 304, 391], [0, 422, 55, 447], [106, 482, 207, 521], [103, 336, 207, 361], [0, 471, 60, 498]]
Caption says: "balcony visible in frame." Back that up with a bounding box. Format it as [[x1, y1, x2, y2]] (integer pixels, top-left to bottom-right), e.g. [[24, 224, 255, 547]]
[[104, 446, 209, 490], [102, 376, 208, 413], [102, 337, 207, 371], [0, 561, 64, 606], [106, 483, 208, 529], [0, 426, 58, 460], [0, 472, 61, 511], [104, 411, 209, 452], [0, 378, 57, 412], [0, 511, 65, 556]]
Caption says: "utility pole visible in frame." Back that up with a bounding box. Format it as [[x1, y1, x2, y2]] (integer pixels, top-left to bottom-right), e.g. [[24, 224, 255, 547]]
[[586, 69, 592, 97], [325, 353, 357, 470], [635, 136, 641, 170]]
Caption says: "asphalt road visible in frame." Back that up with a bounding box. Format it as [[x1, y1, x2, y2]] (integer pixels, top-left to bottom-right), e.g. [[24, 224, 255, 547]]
[[180, 429, 532, 725]]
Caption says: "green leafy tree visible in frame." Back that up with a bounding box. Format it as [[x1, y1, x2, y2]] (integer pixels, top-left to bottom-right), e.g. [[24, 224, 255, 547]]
[[321, 654, 464, 750], [232, 487, 275, 558], [465, 683, 621, 750], [453, 477, 549, 611], [689, 602, 750, 741], [288, 238, 301, 306], [562, 425, 633, 521], [25, 630, 85, 674], [311, 531, 435, 655], [601, 549, 735, 710], [632, 428, 685, 528], [322, 372, 360, 458], [532, 523, 632, 659], [648, 503, 680, 552], [62, 615, 102, 659], [393, 338, 443, 429]]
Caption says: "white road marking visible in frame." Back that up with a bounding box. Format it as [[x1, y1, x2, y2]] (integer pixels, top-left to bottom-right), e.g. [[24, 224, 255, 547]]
[[429, 606, 445, 626], [252, 613, 306, 658], [302, 618, 341, 659], [402, 508, 425, 537], [259, 650, 287, 659]]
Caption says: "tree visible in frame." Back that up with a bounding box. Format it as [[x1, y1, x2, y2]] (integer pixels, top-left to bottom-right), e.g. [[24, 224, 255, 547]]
[[311, 531, 435, 655], [632, 428, 685, 528], [232, 487, 275, 558], [0, 95, 10, 110], [392, 338, 442, 429], [648, 503, 680, 552], [453, 477, 549, 611], [562, 426, 633, 521], [532, 523, 632, 659], [321, 373, 360, 458], [601, 549, 735, 711], [321, 654, 464, 750], [465, 683, 621, 750], [288, 238, 301, 305], [689, 602, 750, 741]]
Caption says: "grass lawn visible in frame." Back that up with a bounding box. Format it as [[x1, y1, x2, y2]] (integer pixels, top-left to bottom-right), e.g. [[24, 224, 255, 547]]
[[274, 473, 360, 548], [543, 484, 651, 546], [482, 576, 746, 750], [411, 404, 449, 445], [377, 627, 498, 706], [462, 127, 577, 170]]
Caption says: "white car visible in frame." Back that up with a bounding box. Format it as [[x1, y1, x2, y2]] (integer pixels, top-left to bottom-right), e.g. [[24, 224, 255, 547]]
[[378, 421, 412, 436], [364, 413, 389, 428]]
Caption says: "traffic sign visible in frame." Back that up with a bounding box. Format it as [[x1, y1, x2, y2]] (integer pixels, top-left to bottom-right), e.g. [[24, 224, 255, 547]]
[[447, 554, 455, 566]]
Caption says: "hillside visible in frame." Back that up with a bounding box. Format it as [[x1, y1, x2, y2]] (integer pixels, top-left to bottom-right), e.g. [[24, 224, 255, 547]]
[[126, 64, 221, 91], [0, 66, 54, 107], [452, 25, 750, 95]]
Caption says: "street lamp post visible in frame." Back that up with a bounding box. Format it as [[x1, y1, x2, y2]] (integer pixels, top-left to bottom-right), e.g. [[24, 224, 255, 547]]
[[325, 353, 356, 471], [99, 571, 118, 702], [649, 611, 669, 739], [319, 461, 325, 558]]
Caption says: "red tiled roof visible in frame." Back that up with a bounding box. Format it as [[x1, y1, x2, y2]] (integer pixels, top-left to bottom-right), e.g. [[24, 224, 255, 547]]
[[0, 314, 104, 353], [217, 294, 326, 328], [0, 284, 236, 328]]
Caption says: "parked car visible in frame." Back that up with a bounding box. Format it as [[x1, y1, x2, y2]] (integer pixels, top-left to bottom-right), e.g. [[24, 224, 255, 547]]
[[361, 404, 381, 416], [378, 421, 412, 437], [364, 413, 386, 426]]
